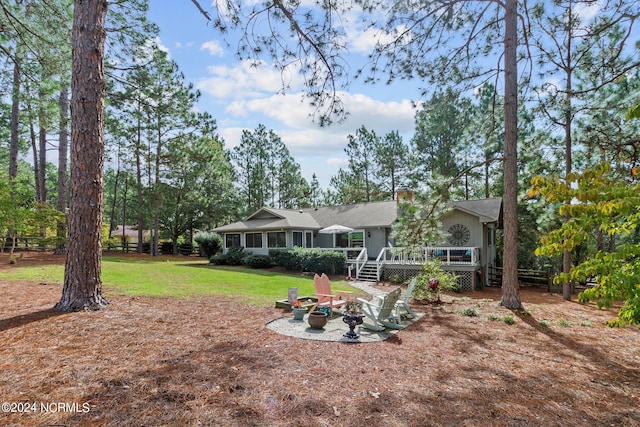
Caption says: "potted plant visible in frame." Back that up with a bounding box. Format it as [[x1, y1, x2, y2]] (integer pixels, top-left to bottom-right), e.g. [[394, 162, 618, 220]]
[[291, 300, 307, 320]]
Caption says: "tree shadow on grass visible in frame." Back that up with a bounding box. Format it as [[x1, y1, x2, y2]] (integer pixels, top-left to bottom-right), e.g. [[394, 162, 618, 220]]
[[0, 307, 66, 332]]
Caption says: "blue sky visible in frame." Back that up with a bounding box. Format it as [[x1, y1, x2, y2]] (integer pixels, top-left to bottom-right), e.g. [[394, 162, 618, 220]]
[[147, 1, 423, 188]]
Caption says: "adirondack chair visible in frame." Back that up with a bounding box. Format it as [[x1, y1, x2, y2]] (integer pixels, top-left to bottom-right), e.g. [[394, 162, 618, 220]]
[[313, 273, 352, 315], [372, 278, 418, 319], [358, 287, 402, 331], [394, 277, 418, 319]]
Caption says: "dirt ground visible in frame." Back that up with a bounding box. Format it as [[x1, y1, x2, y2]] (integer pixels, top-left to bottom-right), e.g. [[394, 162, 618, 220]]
[[1, 252, 639, 427]]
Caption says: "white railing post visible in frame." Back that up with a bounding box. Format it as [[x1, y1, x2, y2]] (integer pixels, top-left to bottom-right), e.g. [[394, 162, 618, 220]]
[[355, 247, 367, 278], [375, 247, 387, 281]]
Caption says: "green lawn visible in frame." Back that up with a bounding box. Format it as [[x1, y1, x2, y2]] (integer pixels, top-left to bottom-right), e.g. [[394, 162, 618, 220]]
[[0, 256, 359, 307]]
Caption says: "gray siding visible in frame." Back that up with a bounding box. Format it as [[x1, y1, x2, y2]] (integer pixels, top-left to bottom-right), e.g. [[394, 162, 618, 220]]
[[441, 211, 482, 247], [365, 228, 388, 260]]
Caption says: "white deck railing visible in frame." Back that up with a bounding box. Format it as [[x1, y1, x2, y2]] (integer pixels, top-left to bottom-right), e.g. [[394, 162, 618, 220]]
[[368, 246, 480, 285], [315, 246, 480, 281], [376, 246, 480, 266]]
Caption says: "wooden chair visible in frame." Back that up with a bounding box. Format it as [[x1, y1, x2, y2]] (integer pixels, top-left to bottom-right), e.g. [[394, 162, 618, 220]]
[[358, 287, 402, 331], [313, 273, 352, 315], [394, 277, 418, 319], [372, 278, 418, 319]]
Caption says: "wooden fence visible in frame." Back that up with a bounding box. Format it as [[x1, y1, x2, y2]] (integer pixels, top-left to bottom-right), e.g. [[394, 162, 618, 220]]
[[488, 265, 556, 291], [3, 237, 199, 256], [2, 237, 58, 252]]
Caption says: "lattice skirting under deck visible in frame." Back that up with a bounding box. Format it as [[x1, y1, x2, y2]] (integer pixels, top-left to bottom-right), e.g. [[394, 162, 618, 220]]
[[382, 266, 476, 291], [381, 266, 422, 283], [456, 271, 473, 291]]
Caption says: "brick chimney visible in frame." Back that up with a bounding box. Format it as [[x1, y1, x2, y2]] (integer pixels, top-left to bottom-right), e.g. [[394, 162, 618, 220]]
[[396, 187, 413, 204]]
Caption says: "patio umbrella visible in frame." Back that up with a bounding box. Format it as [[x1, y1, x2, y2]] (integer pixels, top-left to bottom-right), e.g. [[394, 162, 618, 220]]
[[318, 224, 354, 234]]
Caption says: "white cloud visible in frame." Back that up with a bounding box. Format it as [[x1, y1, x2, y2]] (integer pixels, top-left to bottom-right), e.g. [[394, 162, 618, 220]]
[[218, 90, 418, 162], [346, 22, 411, 56], [201, 40, 224, 57], [575, 0, 602, 22], [279, 127, 349, 156], [196, 60, 303, 100], [327, 157, 349, 167], [219, 127, 245, 150], [226, 91, 417, 134], [196, 59, 419, 186]]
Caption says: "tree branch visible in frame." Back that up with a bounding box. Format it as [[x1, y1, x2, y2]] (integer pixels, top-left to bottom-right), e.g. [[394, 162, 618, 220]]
[[190, 0, 211, 21]]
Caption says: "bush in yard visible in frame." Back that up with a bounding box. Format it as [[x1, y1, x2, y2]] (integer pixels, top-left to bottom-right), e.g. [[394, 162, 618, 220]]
[[244, 254, 272, 268], [269, 248, 303, 270], [268, 247, 345, 275], [268, 249, 288, 266], [209, 254, 227, 265], [302, 249, 346, 275], [225, 246, 248, 265], [413, 259, 460, 302], [194, 231, 223, 258], [209, 246, 248, 266]]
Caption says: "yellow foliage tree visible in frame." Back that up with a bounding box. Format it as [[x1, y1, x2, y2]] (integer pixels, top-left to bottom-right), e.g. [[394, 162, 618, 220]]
[[529, 163, 640, 326]]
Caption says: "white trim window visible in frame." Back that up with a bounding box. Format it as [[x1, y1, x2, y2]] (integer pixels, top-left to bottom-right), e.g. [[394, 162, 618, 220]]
[[292, 231, 303, 247], [267, 231, 287, 248], [245, 232, 263, 248], [225, 233, 240, 248]]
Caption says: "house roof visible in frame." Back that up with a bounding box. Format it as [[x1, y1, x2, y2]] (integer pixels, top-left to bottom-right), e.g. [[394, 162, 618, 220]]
[[213, 208, 321, 232], [300, 200, 398, 229], [213, 198, 502, 233], [112, 225, 150, 237], [447, 197, 503, 224], [213, 201, 398, 233]]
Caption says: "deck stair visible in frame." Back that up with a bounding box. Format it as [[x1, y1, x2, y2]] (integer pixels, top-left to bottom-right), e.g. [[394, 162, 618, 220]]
[[356, 261, 379, 282]]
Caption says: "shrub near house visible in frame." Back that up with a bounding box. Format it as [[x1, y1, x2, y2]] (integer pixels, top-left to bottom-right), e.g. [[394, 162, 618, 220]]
[[244, 254, 272, 268], [269, 248, 346, 275], [209, 246, 345, 275], [194, 231, 223, 258], [210, 246, 246, 265]]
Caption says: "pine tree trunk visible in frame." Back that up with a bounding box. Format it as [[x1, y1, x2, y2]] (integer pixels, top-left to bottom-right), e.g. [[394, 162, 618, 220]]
[[56, 0, 109, 312], [135, 109, 144, 253], [108, 169, 120, 240], [38, 121, 47, 202], [55, 87, 69, 255], [9, 58, 20, 180], [29, 118, 41, 201], [25, 87, 44, 202], [500, 0, 523, 310]]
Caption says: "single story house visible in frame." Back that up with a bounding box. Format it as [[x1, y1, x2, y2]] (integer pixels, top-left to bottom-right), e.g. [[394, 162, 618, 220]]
[[213, 195, 503, 290], [111, 225, 150, 245]]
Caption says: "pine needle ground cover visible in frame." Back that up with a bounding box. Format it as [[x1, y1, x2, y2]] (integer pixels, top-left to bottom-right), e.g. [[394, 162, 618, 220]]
[[1, 252, 639, 426]]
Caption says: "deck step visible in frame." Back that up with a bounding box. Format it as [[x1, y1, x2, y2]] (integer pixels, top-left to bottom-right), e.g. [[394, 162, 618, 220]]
[[356, 262, 379, 282]]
